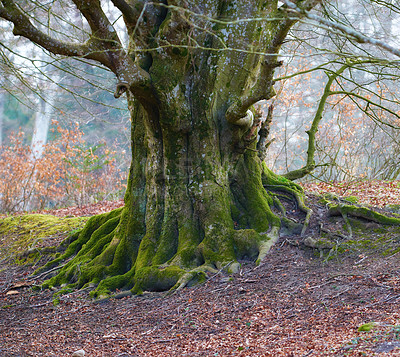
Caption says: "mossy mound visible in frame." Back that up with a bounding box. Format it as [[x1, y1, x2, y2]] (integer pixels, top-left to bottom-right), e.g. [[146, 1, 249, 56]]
[[0, 214, 89, 261], [304, 195, 400, 261]]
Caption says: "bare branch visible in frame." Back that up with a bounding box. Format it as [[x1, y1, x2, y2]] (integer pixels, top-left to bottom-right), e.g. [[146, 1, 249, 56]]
[[0, 0, 151, 97], [226, 0, 323, 126], [0, 0, 90, 58], [283, 0, 400, 59], [283, 63, 350, 181]]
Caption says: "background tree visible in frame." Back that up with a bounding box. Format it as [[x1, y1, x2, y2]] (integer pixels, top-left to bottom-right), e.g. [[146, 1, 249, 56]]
[[0, 90, 4, 147], [267, 0, 400, 182], [1, 0, 399, 297]]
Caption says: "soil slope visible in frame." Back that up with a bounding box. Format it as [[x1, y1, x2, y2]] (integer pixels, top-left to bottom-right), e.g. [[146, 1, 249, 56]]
[[0, 195, 399, 357]]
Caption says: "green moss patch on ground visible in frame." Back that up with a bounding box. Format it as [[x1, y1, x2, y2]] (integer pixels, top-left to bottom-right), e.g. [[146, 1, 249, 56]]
[[0, 214, 89, 261]]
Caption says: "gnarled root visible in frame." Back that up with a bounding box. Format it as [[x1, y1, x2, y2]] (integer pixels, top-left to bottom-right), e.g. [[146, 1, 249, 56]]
[[261, 163, 313, 236], [328, 202, 400, 225]]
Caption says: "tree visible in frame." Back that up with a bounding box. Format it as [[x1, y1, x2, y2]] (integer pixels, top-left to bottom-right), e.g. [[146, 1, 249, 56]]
[[0, 89, 4, 147], [1, 0, 398, 297], [265, 0, 400, 182]]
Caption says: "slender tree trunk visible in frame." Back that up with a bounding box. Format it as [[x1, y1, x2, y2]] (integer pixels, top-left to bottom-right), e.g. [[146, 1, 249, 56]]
[[31, 76, 59, 159], [24, 75, 60, 210], [31, 98, 51, 158], [0, 91, 4, 147]]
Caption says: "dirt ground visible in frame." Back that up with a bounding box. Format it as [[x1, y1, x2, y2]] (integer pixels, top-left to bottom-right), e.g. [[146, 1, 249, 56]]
[[0, 194, 399, 357]]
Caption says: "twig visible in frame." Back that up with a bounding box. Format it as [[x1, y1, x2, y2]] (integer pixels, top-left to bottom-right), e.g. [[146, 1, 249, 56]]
[[354, 255, 368, 265], [193, 261, 234, 289], [308, 278, 339, 290], [151, 338, 178, 343], [330, 287, 351, 299], [27, 262, 67, 281], [29, 301, 52, 308], [365, 293, 394, 307]]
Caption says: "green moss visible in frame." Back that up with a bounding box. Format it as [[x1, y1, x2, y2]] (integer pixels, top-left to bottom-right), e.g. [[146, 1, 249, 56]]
[[329, 204, 400, 225], [320, 193, 338, 203], [233, 229, 260, 260], [335, 231, 400, 257], [232, 152, 280, 233], [152, 215, 179, 266], [40, 208, 125, 290], [54, 286, 73, 297], [171, 47, 188, 57], [91, 269, 135, 298], [262, 162, 304, 194], [383, 246, 400, 256], [171, 222, 203, 268], [386, 204, 400, 214], [15, 252, 41, 265], [133, 265, 185, 293], [304, 237, 335, 249], [344, 196, 358, 204], [0, 214, 89, 260], [358, 322, 377, 332]]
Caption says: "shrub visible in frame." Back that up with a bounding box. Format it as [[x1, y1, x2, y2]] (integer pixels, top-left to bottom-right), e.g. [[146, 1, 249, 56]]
[[0, 122, 126, 213]]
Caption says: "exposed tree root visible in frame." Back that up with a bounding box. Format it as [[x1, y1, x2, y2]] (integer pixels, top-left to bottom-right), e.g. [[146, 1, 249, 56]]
[[34, 153, 396, 299], [32, 149, 320, 299], [36, 184, 306, 298], [301, 195, 400, 261], [328, 203, 400, 225], [261, 163, 313, 236], [171, 264, 220, 293], [34, 184, 400, 299]]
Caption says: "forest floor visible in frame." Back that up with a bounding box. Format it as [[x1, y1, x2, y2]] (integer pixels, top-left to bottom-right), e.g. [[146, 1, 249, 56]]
[[0, 183, 400, 357]]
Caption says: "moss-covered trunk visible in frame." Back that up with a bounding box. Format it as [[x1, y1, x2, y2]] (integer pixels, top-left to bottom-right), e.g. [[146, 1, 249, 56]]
[[40, 0, 312, 296], [42, 79, 307, 297]]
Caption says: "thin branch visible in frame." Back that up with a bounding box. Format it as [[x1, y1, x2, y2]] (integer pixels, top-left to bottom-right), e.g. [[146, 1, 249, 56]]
[[283, 0, 400, 59], [330, 90, 400, 125], [0, 0, 152, 100], [0, 0, 91, 58]]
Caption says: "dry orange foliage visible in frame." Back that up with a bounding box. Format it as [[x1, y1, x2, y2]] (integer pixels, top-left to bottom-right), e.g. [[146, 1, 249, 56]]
[[0, 121, 126, 213]]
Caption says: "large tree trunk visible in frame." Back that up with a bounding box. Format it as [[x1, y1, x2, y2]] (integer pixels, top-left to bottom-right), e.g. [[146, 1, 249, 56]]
[[40, 0, 312, 296], [3, 0, 400, 297]]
